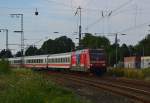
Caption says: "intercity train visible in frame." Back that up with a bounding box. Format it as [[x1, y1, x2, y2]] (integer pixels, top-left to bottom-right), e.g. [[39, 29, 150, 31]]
[[8, 49, 107, 74]]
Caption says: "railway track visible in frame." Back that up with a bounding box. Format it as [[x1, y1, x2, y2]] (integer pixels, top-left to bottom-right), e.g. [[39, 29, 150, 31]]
[[61, 74, 150, 103]]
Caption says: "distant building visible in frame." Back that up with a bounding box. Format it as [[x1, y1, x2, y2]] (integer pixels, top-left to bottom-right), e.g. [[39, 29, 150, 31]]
[[124, 56, 141, 68], [141, 56, 150, 69]]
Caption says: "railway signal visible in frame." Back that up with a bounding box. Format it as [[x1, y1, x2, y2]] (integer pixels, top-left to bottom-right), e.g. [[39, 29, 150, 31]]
[[35, 8, 39, 16]]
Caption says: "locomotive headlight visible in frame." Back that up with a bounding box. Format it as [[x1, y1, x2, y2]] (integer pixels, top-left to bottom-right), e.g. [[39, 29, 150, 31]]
[[102, 64, 105, 66]]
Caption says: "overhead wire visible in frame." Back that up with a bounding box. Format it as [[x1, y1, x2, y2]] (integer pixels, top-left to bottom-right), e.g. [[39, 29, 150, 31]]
[[118, 20, 150, 33], [85, 0, 133, 31]]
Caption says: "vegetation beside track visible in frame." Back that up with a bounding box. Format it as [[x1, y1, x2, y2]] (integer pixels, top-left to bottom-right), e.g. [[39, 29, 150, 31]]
[[0, 59, 10, 74], [0, 68, 89, 103], [107, 68, 150, 80]]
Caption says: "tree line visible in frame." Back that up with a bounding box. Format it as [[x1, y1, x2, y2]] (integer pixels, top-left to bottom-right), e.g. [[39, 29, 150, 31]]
[[0, 33, 150, 66]]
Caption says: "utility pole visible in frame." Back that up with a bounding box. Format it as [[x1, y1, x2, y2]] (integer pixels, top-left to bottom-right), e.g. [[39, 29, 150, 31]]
[[0, 29, 9, 51], [94, 32, 127, 68], [115, 34, 118, 68], [10, 14, 24, 66], [75, 6, 82, 48]]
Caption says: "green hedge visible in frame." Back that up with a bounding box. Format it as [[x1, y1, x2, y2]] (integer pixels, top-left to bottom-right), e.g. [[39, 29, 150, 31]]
[[0, 59, 10, 74]]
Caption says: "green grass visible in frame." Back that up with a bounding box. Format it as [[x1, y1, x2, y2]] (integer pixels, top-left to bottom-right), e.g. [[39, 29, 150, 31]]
[[0, 59, 10, 74], [0, 69, 89, 103]]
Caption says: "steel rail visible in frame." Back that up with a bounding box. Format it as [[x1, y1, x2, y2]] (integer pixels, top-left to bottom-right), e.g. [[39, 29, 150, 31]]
[[63, 75, 150, 103]]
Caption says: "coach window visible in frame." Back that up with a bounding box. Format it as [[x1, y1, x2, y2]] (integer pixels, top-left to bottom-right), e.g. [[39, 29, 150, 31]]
[[59, 58, 61, 62], [64, 58, 66, 63], [57, 58, 59, 63], [68, 58, 70, 62], [53, 58, 54, 63], [56, 58, 57, 63], [36, 59, 40, 63], [66, 58, 67, 63], [57, 58, 60, 63], [62, 58, 64, 63], [54, 58, 56, 63], [55, 58, 57, 63]]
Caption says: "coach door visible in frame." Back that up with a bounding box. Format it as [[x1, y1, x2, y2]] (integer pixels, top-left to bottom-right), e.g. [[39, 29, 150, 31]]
[[76, 54, 80, 67]]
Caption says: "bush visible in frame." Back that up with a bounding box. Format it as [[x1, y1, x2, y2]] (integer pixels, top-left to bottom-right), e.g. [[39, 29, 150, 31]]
[[124, 69, 144, 79], [0, 59, 10, 74], [142, 68, 150, 77], [107, 68, 145, 79], [107, 68, 124, 77]]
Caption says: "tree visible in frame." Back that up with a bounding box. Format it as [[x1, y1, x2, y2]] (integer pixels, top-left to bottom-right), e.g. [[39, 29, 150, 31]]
[[25, 46, 38, 56], [134, 34, 150, 56], [15, 51, 22, 57], [0, 49, 13, 58], [119, 44, 130, 61], [81, 33, 110, 49], [41, 36, 75, 54], [54, 36, 75, 53], [41, 38, 54, 54]]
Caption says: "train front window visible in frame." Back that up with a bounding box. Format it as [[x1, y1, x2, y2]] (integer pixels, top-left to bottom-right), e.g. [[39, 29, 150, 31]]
[[89, 49, 105, 61], [90, 53, 105, 61]]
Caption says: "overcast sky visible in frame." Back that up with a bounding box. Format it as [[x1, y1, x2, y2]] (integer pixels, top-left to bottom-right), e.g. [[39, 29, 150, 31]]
[[0, 0, 150, 53]]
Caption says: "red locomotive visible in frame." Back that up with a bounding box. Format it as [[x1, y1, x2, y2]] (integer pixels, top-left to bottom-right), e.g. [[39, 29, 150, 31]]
[[9, 49, 107, 74]]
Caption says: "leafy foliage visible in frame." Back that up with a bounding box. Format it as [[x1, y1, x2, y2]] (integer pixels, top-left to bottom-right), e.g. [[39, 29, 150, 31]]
[[81, 33, 110, 49], [25, 46, 38, 56], [40, 36, 75, 54], [0, 59, 10, 74], [107, 68, 148, 80], [134, 34, 150, 56], [0, 49, 13, 58], [15, 51, 22, 57]]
